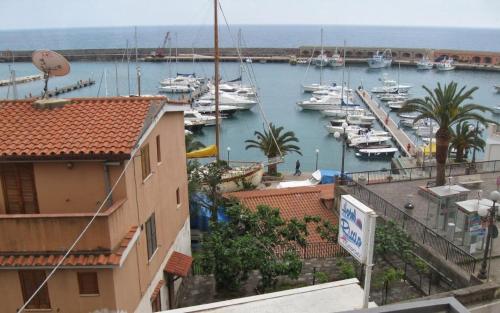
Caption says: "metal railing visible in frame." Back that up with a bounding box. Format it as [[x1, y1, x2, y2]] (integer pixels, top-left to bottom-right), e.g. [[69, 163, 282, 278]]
[[348, 182, 477, 274], [275, 242, 348, 259], [345, 159, 500, 185]]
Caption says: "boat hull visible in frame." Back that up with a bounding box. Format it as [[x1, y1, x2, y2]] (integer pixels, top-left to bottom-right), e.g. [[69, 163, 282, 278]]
[[218, 165, 264, 193]]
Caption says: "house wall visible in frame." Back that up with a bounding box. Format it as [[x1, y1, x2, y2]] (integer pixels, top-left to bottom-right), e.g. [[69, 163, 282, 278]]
[[114, 111, 191, 312], [0, 268, 117, 313], [0, 161, 127, 215]]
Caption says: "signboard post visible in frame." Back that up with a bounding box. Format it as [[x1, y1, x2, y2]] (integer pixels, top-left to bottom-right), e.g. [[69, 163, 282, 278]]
[[338, 195, 377, 308]]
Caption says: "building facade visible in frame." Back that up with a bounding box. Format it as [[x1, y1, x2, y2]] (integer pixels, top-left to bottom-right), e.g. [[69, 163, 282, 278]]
[[0, 97, 191, 312]]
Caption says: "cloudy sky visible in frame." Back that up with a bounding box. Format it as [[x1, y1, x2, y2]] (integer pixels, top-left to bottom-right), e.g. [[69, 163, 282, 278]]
[[1, 0, 499, 29]]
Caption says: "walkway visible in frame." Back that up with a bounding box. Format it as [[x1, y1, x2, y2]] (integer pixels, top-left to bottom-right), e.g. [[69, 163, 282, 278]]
[[356, 89, 416, 157]]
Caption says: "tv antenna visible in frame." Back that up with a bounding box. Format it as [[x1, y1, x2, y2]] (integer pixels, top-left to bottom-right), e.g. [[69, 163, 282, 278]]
[[32, 50, 70, 98]]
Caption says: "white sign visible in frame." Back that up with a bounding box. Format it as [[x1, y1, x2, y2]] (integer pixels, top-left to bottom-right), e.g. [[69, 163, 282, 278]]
[[338, 195, 376, 264]]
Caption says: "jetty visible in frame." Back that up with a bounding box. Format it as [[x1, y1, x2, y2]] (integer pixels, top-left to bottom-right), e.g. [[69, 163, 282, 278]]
[[356, 89, 416, 157], [30, 79, 95, 99], [0, 74, 43, 87]]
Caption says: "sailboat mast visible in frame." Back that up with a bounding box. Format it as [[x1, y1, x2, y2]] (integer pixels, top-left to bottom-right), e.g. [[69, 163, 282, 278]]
[[214, 0, 221, 161], [341, 40, 346, 104], [134, 27, 141, 96], [319, 28, 323, 85]]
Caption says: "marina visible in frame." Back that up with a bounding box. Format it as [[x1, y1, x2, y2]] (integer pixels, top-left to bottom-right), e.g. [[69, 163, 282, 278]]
[[1, 59, 500, 173]]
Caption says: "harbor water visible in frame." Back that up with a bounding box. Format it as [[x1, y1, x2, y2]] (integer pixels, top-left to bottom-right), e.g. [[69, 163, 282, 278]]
[[1, 61, 500, 173]]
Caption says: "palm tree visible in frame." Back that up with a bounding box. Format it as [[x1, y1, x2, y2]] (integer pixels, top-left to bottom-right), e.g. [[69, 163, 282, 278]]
[[245, 123, 302, 175], [449, 122, 485, 163], [185, 134, 205, 153], [400, 82, 494, 186]]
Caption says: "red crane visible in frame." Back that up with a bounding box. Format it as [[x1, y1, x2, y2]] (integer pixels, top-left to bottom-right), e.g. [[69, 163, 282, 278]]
[[153, 32, 170, 58]]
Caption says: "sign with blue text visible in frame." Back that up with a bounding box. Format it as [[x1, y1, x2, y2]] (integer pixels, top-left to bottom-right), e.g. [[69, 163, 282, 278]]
[[338, 195, 376, 264]]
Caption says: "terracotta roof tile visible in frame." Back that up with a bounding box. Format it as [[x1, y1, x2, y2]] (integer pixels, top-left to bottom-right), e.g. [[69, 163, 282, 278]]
[[0, 97, 165, 159], [0, 225, 138, 268], [225, 185, 337, 243], [165, 251, 193, 277]]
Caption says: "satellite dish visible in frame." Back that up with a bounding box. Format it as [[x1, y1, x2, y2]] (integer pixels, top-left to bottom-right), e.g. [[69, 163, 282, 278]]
[[32, 50, 70, 98]]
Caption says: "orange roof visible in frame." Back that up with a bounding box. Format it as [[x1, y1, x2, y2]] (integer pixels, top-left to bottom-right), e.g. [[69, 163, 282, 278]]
[[164, 251, 193, 277], [225, 185, 337, 243], [0, 226, 138, 268], [0, 97, 165, 160]]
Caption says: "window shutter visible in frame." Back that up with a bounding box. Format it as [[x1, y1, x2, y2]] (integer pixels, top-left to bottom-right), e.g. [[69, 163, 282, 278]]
[[77, 272, 99, 295], [1, 163, 38, 214], [19, 270, 51, 309]]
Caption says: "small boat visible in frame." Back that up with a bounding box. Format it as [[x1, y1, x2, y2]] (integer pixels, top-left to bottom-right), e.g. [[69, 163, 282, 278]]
[[416, 56, 434, 70], [348, 130, 389, 142], [196, 91, 257, 110], [302, 83, 334, 93], [356, 147, 398, 159], [492, 106, 500, 114], [245, 58, 252, 63], [184, 110, 216, 126], [193, 104, 239, 117], [346, 114, 376, 127], [314, 53, 330, 67], [398, 112, 418, 119], [297, 94, 352, 110], [371, 74, 411, 94], [349, 135, 392, 147], [321, 107, 366, 118], [159, 85, 195, 93], [184, 120, 205, 132], [330, 118, 347, 126], [329, 51, 344, 67], [367, 49, 392, 68], [495, 85, 500, 93], [399, 118, 415, 128], [388, 102, 403, 111], [378, 93, 408, 102], [436, 57, 456, 71], [325, 124, 369, 135]]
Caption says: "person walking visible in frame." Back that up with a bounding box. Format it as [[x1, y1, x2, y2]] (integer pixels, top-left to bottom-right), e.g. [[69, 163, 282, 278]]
[[294, 160, 302, 176]]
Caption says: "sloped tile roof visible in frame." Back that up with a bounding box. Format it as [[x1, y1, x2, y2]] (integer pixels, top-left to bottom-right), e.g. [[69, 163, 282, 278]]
[[225, 185, 337, 243], [164, 251, 193, 277], [0, 226, 138, 268], [0, 97, 165, 159]]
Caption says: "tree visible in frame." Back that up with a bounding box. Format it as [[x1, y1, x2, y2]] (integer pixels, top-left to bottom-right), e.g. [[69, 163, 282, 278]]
[[185, 133, 205, 152], [449, 122, 485, 163], [400, 82, 494, 186], [374, 221, 414, 262], [200, 203, 315, 292], [245, 123, 302, 175], [374, 267, 404, 304]]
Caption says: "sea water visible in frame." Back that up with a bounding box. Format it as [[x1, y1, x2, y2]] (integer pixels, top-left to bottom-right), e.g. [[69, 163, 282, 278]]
[[1, 60, 500, 173]]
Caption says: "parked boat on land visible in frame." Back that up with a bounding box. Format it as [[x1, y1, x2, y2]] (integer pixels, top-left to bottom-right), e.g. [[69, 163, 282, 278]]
[[367, 49, 392, 68]]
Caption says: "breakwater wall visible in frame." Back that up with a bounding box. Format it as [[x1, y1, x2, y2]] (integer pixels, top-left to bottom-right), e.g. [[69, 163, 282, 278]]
[[1, 47, 500, 71]]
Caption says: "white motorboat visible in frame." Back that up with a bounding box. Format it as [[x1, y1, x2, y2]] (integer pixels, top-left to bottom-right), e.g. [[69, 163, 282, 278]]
[[297, 94, 344, 110], [159, 85, 195, 93], [371, 75, 412, 94], [314, 54, 330, 67], [436, 57, 456, 71], [197, 91, 257, 110], [184, 110, 216, 126], [184, 119, 205, 132], [493, 106, 500, 114], [378, 93, 409, 102], [193, 103, 239, 116], [348, 130, 389, 141], [312, 85, 351, 96], [349, 135, 392, 147], [325, 124, 368, 135], [217, 83, 257, 99], [321, 107, 366, 118], [399, 118, 415, 128], [398, 112, 418, 119], [302, 83, 334, 93], [346, 114, 376, 127], [494, 85, 500, 93], [356, 147, 398, 159], [388, 101, 404, 111], [160, 75, 201, 87], [245, 58, 252, 63], [329, 52, 344, 67], [416, 56, 434, 70], [367, 49, 392, 68]]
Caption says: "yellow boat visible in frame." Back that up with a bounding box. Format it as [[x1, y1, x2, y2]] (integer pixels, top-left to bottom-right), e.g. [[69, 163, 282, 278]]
[[186, 145, 218, 158]]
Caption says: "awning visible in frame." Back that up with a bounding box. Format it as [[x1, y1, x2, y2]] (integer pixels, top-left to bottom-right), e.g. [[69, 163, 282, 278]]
[[164, 252, 193, 277]]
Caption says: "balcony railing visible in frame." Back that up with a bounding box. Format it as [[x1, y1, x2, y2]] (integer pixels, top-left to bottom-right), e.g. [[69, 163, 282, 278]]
[[0, 198, 128, 252]]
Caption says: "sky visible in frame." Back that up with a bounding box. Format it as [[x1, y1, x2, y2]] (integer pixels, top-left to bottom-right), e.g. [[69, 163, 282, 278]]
[[1, 0, 499, 30]]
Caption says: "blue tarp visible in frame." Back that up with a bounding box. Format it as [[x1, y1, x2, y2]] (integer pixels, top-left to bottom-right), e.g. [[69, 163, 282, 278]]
[[319, 169, 341, 184], [189, 192, 229, 231]]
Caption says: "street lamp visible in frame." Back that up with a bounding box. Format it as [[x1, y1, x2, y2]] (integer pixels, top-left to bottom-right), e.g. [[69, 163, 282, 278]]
[[315, 148, 320, 171], [227, 146, 231, 163], [334, 122, 349, 185], [477, 190, 500, 280]]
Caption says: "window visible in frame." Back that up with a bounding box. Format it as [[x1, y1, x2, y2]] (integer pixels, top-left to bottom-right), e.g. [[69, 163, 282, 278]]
[[156, 135, 162, 163], [141, 144, 151, 180], [19, 270, 51, 309], [1, 163, 39, 214], [146, 214, 157, 260], [176, 188, 180, 206], [77, 272, 99, 295]]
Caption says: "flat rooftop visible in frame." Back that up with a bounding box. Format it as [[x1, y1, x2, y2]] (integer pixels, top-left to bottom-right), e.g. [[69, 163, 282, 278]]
[[167, 279, 376, 313]]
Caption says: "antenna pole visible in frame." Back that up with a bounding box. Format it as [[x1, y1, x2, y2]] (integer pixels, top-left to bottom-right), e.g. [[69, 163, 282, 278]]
[[115, 62, 119, 96], [319, 28, 323, 85], [214, 0, 220, 161], [134, 27, 141, 96], [43, 73, 49, 99], [126, 40, 131, 96]]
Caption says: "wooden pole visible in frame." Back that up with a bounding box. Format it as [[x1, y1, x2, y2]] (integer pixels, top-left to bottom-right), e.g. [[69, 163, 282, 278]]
[[214, 0, 220, 161]]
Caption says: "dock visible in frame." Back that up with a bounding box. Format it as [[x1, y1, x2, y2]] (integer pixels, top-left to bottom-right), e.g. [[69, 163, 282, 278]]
[[0, 74, 43, 87], [356, 89, 416, 157], [31, 79, 96, 99]]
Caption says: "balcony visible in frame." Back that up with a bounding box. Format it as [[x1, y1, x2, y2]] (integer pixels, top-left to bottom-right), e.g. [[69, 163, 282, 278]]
[[0, 198, 132, 253]]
